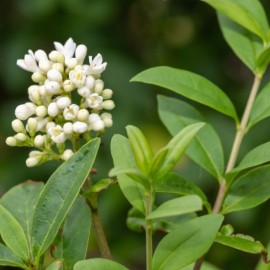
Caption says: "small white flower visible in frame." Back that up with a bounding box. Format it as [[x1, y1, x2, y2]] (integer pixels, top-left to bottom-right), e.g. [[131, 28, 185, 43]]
[[34, 135, 46, 147], [69, 68, 86, 88], [75, 44, 87, 65], [15, 103, 36, 120], [88, 53, 107, 74], [65, 58, 78, 69], [36, 117, 49, 132], [77, 109, 89, 122], [34, 50, 48, 62], [54, 38, 76, 60], [39, 60, 52, 73], [63, 80, 75, 92], [88, 113, 105, 131], [86, 93, 103, 109], [85, 75, 95, 89], [101, 112, 113, 128], [63, 122, 73, 135], [31, 72, 46, 83], [61, 149, 74, 161], [46, 121, 56, 131], [47, 69, 62, 82], [17, 50, 39, 73], [48, 125, 66, 144], [45, 80, 61, 94], [73, 121, 88, 133], [11, 119, 25, 133], [6, 136, 17, 146], [52, 63, 64, 73], [78, 86, 91, 98], [63, 104, 79, 120], [56, 96, 71, 109], [49, 50, 65, 63], [48, 102, 59, 117], [102, 100, 115, 110]]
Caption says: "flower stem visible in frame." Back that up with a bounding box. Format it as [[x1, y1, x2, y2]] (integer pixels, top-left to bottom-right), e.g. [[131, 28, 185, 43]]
[[146, 188, 153, 270], [212, 74, 262, 214]]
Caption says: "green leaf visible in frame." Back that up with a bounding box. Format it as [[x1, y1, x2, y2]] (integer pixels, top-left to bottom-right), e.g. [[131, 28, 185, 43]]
[[31, 138, 100, 258], [218, 12, 262, 73], [155, 172, 211, 212], [0, 244, 28, 269], [203, 0, 269, 42], [45, 260, 63, 270], [249, 83, 270, 128], [223, 165, 270, 213], [0, 181, 44, 249], [158, 95, 224, 181], [182, 262, 221, 270], [256, 44, 270, 73], [152, 214, 224, 270], [152, 122, 205, 181], [132, 66, 238, 120], [109, 167, 149, 188], [227, 142, 270, 181], [147, 195, 202, 220], [216, 234, 266, 254], [126, 125, 153, 175], [111, 134, 146, 214], [74, 258, 129, 270], [62, 196, 91, 270], [0, 205, 29, 261]]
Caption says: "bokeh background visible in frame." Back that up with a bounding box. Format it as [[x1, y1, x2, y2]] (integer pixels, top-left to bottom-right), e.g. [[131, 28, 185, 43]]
[[1, 0, 270, 269]]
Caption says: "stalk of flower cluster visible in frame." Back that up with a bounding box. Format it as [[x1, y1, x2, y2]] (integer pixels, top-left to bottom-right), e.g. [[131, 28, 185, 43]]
[[193, 74, 262, 270], [145, 187, 153, 270]]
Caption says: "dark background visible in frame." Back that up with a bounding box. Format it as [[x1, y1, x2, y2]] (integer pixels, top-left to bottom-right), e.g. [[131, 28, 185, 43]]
[[1, 0, 270, 269]]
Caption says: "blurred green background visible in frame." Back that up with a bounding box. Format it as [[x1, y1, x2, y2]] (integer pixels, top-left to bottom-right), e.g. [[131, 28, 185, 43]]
[[1, 0, 270, 269]]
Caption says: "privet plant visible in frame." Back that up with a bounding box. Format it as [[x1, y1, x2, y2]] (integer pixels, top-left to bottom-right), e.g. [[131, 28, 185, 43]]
[[2, 0, 270, 269]]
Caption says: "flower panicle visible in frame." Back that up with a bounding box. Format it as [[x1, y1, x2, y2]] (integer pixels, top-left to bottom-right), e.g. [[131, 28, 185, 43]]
[[7, 38, 114, 167]]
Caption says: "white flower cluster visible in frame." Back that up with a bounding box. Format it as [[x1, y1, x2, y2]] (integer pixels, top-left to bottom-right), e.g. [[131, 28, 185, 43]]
[[6, 38, 114, 167]]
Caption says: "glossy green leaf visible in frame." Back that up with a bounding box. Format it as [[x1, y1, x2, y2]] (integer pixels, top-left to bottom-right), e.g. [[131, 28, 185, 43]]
[[256, 45, 270, 73], [153, 122, 205, 181], [147, 195, 202, 220], [223, 165, 270, 213], [62, 196, 91, 270], [31, 138, 100, 258], [0, 244, 28, 269], [155, 172, 211, 212], [203, 0, 269, 41], [132, 67, 238, 120], [126, 125, 153, 175], [74, 258, 129, 270], [158, 95, 224, 181], [227, 142, 270, 181], [0, 181, 44, 248], [152, 214, 224, 270], [216, 234, 265, 254], [218, 13, 262, 73], [111, 134, 146, 214], [249, 83, 270, 128], [0, 205, 29, 261]]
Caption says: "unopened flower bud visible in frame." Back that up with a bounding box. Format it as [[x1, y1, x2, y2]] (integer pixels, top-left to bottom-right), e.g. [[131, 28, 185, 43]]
[[66, 58, 78, 69], [12, 119, 25, 133], [48, 102, 59, 117], [63, 80, 74, 92], [32, 72, 46, 83], [49, 50, 64, 63], [47, 69, 62, 82], [36, 105, 47, 117], [26, 151, 43, 167], [73, 121, 88, 133], [102, 100, 115, 110], [52, 63, 64, 73], [63, 122, 73, 135], [77, 109, 89, 122], [35, 50, 48, 62], [61, 149, 74, 161], [34, 135, 46, 147], [102, 89, 113, 99], [27, 117, 38, 133], [45, 81, 60, 94], [94, 79, 104, 94], [78, 86, 91, 98], [75, 44, 87, 65], [39, 60, 52, 73], [15, 133, 28, 142], [15, 104, 35, 120], [56, 96, 71, 109], [6, 136, 17, 146], [85, 75, 95, 89], [92, 120, 105, 131]]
